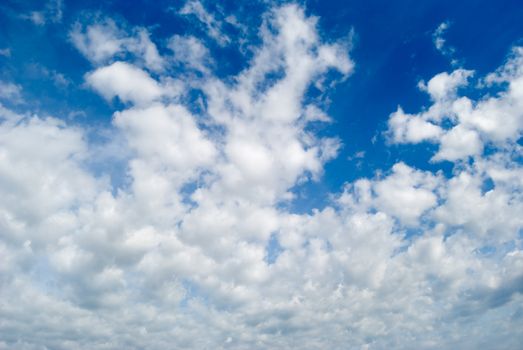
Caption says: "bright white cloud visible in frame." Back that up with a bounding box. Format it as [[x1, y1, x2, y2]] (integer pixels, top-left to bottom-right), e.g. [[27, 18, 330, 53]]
[[114, 103, 217, 176], [85, 61, 163, 105], [1, 4, 522, 350], [432, 124, 483, 161], [388, 107, 443, 143], [387, 56, 523, 161], [419, 69, 473, 102], [373, 162, 440, 226]]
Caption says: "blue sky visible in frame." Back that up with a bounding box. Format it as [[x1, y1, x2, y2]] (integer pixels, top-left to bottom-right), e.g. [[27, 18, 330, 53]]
[[2, 0, 522, 204], [0, 0, 522, 349]]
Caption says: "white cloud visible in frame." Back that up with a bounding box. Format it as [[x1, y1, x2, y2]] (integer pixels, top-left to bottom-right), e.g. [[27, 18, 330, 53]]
[[432, 124, 482, 161], [179, 0, 230, 46], [433, 22, 449, 51], [0, 81, 23, 104], [0, 115, 101, 251], [419, 69, 473, 102], [127, 29, 165, 72], [23, 11, 46, 26], [0, 103, 24, 124], [21, 0, 63, 26], [168, 35, 212, 72], [70, 19, 125, 63], [434, 168, 523, 243], [432, 21, 458, 64], [387, 54, 523, 161], [1, 4, 523, 350], [70, 19, 165, 71], [388, 107, 443, 143], [114, 103, 217, 175], [373, 163, 440, 226], [85, 61, 163, 105]]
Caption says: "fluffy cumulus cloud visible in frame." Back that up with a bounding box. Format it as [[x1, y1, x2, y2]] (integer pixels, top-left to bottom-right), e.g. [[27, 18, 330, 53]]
[[1, 3, 523, 350], [387, 60, 523, 162], [85, 62, 164, 105]]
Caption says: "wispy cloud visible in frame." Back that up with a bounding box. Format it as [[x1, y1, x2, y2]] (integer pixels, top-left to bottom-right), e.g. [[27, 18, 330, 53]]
[[70, 17, 165, 72], [20, 0, 63, 26], [179, 0, 231, 46], [432, 21, 460, 65], [0, 81, 23, 104], [0, 48, 11, 57]]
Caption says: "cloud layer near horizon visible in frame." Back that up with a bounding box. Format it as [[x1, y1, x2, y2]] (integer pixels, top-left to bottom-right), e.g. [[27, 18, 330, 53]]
[[0, 3, 522, 349]]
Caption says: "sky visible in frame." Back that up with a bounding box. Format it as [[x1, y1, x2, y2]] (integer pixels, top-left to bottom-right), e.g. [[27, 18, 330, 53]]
[[0, 0, 522, 349]]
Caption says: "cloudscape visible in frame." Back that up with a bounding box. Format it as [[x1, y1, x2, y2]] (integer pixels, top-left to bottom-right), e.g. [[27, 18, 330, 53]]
[[0, 0, 522, 349]]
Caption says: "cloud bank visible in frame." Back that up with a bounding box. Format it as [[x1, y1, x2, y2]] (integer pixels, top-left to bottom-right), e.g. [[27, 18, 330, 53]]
[[1, 2, 522, 349]]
